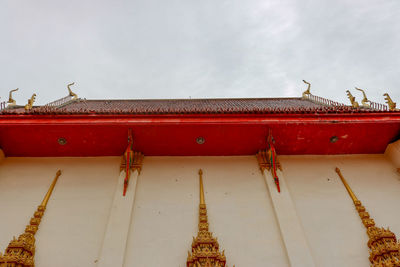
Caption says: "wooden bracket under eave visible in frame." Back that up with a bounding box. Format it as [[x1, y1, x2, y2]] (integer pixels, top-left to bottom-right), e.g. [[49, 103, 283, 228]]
[[256, 150, 282, 173], [120, 151, 144, 174]]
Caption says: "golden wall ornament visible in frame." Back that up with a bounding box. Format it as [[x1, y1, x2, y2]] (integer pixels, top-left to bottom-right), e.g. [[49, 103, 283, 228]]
[[346, 90, 360, 108], [67, 82, 78, 100], [302, 80, 311, 98], [355, 87, 371, 108], [0, 170, 62, 267], [7, 88, 19, 106], [186, 169, 234, 267], [384, 93, 397, 111], [24, 94, 36, 111], [335, 168, 400, 266]]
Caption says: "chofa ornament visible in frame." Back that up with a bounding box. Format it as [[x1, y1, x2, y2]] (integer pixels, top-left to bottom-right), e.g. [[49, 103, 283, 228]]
[[24, 93, 36, 111]]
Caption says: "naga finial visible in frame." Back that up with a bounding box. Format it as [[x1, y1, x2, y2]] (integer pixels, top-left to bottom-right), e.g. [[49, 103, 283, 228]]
[[355, 87, 371, 107], [346, 90, 359, 108], [24, 93, 36, 110], [67, 82, 78, 100], [302, 80, 311, 98], [383, 93, 397, 111], [7, 88, 19, 106]]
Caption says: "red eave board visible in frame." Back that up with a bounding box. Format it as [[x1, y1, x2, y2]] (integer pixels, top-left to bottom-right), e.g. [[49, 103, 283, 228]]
[[0, 112, 399, 157]]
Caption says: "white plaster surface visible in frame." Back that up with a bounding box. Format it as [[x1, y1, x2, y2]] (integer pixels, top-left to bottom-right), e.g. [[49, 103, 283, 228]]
[[98, 170, 139, 267], [124, 156, 289, 267], [263, 170, 315, 267], [385, 139, 400, 167], [0, 157, 120, 267], [0, 155, 399, 267], [280, 154, 400, 267]]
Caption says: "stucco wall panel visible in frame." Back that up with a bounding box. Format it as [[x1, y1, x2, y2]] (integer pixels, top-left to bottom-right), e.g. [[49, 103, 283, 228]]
[[124, 156, 289, 267], [0, 157, 120, 267], [281, 155, 400, 267], [1, 155, 399, 266]]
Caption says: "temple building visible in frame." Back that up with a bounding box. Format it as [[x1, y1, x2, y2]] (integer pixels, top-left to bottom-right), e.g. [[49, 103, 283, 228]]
[[0, 83, 399, 267]]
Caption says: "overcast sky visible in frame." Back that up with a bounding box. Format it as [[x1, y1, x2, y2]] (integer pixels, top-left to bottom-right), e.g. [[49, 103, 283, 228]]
[[0, 0, 399, 105]]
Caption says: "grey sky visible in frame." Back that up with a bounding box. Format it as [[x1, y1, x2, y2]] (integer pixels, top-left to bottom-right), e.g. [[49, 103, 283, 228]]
[[0, 0, 399, 105]]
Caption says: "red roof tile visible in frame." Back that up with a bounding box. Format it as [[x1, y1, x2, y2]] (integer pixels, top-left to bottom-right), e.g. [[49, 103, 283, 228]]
[[0, 97, 395, 115]]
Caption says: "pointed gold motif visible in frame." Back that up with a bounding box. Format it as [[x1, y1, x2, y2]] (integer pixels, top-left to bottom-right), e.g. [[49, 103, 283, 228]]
[[186, 169, 233, 267], [67, 82, 78, 100], [355, 87, 371, 107], [335, 168, 400, 266], [0, 170, 62, 267], [199, 169, 205, 205], [302, 80, 311, 98], [7, 88, 19, 106], [346, 90, 360, 108], [24, 94, 36, 111], [384, 93, 397, 111]]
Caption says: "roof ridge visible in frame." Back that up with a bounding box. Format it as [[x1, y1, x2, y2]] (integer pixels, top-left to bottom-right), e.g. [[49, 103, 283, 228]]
[[79, 97, 304, 101]]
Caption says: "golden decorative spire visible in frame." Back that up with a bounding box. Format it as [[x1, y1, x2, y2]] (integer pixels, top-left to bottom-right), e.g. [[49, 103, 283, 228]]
[[0, 170, 62, 267], [355, 87, 371, 107], [302, 80, 311, 98], [384, 93, 397, 111], [24, 93, 36, 111], [186, 169, 234, 267], [199, 169, 205, 205], [346, 90, 360, 108], [335, 168, 400, 266], [67, 82, 78, 100], [7, 88, 19, 106]]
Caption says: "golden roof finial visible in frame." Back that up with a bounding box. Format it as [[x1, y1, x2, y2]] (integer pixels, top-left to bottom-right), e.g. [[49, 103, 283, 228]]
[[67, 82, 78, 100], [355, 87, 371, 107], [383, 93, 397, 111], [7, 88, 19, 106], [0, 170, 62, 266], [302, 80, 311, 98], [346, 90, 359, 108], [186, 169, 232, 267], [335, 167, 400, 265], [24, 93, 36, 110]]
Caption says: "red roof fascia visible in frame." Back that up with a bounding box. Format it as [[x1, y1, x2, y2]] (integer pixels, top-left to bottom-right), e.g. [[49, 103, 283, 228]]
[[1, 112, 400, 124], [1, 112, 399, 157]]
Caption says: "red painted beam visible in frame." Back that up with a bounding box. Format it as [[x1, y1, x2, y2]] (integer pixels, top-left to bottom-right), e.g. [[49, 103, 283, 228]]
[[0, 113, 399, 157]]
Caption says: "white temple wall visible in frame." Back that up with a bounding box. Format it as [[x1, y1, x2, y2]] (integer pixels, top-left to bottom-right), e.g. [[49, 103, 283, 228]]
[[385, 139, 400, 167], [0, 157, 120, 267], [0, 155, 399, 267], [124, 156, 289, 267], [280, 154, 400, 267]]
